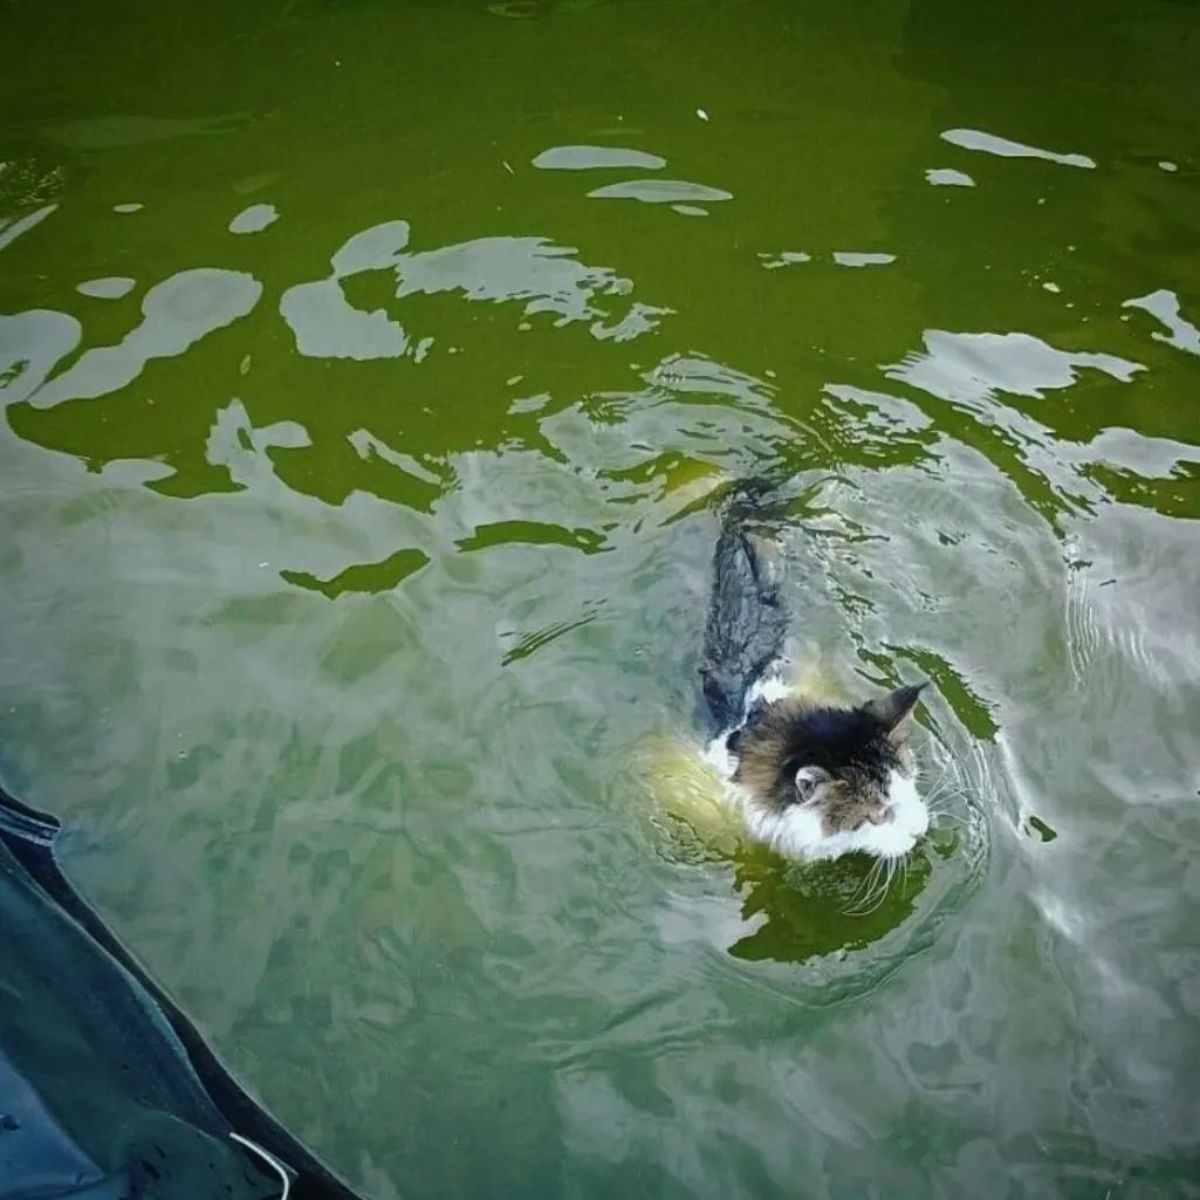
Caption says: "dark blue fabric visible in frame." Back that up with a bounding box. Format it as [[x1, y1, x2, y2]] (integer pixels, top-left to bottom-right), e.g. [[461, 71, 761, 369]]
[[0, 788, 363, 1200]]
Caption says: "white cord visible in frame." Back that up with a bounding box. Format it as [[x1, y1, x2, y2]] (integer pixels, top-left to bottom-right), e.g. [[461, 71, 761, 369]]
[[230, 1130, 293, 1200]]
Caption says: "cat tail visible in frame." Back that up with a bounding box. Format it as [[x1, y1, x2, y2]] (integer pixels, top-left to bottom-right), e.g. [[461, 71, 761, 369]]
[[698, 477, 789, 735]]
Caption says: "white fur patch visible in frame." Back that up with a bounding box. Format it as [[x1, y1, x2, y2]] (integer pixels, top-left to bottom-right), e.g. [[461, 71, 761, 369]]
[[748, 675, 791, 705], [701, 739, 929, 863], [701, 735, 737, 780]]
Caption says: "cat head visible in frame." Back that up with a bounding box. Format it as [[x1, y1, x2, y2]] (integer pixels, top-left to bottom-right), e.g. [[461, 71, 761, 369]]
[[731, 682, 929, 861]]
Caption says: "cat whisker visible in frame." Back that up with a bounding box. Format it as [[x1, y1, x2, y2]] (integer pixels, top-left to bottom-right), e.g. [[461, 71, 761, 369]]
[[920, 761, 954, 793], [928, 796, 970, 817], [925, 798, 963, 815], [845, 853, 904, 916], [930, 810, 967, 828], [854, 868, 883, 902], [923, 777, 967, 806], [925, 789, 971, 817], [845, 893, 880, 917], [849, 857, 885, 909], [856, 875, 892, 915], [844, 887, 881, 917]]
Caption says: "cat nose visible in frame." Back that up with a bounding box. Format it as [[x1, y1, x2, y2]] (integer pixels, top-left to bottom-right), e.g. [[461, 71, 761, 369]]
[[868, 807, 895, 826]]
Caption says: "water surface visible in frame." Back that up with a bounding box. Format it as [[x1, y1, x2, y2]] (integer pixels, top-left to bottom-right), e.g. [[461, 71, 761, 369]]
[[2, 1, 1199, 1196]]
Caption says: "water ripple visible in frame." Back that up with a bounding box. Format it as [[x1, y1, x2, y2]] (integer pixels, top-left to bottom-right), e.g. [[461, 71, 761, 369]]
[[30, 268, 263, 408]]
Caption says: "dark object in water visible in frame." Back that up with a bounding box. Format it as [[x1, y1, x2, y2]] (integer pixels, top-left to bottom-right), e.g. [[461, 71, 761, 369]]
[[698, 491, 788, 734], [0, 784, 364, 1200]]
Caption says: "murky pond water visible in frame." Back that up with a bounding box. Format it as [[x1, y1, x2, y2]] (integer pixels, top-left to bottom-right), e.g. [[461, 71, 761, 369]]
[[3, 0, 1199, 1195]]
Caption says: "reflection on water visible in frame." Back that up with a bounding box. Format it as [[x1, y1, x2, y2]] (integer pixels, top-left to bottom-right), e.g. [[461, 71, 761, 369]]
[[889, 330, 1142, 402], [30, 268, 263, 406], [1124, 288, 1200, 357], [41, 113, 250, 150], [0, 202, 58, 252], [832, 251, 896, 267], [531, 144, 667, 171], [925, 167, 975, 187], [0, 309, 82, 404], [229, 203, 279, 235], [2, 0, 1200, 1194], [940, 127, 1097, 169], [280, 219, 664, 362], [586, 178, 734, 206], [728, 843, 936, 964], [76, 276, 137, 299]]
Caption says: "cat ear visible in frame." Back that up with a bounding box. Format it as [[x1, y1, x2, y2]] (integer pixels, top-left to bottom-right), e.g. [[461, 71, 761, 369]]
[[792, 764, 830, 803], [863, 681, 927, 731]]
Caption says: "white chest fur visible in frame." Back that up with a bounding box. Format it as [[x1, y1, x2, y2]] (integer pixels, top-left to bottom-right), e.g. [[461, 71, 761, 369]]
[[702, 735, 929, 864]]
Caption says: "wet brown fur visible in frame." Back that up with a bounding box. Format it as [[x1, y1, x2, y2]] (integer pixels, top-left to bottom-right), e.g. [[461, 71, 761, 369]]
[[731, 694, 916, 836]]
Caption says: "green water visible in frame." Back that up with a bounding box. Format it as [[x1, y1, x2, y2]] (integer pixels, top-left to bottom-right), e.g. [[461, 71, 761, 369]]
[[2, 0, 1199, 1195]]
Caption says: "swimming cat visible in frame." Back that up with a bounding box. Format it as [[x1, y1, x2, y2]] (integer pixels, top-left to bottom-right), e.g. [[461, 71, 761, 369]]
[[697, 494, 930, 862]]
